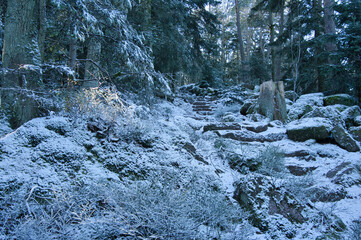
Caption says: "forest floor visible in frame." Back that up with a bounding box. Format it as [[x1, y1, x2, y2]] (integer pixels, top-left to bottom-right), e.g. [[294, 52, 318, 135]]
[[0, 85, 361, 239]]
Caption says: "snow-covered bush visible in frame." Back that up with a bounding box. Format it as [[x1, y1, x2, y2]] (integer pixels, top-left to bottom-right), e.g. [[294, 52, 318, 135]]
[[68, 87, 131, 123], [257, 146, 285, 177], [1, 170, 244, 240], [349, 219, 361, 240]]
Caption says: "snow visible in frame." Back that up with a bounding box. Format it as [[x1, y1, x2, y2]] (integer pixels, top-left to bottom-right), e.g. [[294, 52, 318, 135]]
[[1, 87, 361, 239], [287, 117, 333, 130]]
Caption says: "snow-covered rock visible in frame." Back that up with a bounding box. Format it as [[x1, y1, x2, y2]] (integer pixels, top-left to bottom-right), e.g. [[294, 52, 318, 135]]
[[332, 125, 360, 152], [302, 106, 344, 125], [342, 105, 361, 128], [288, 93, 324, 121], [234, 174, 307, 233], [349, 126, 361, 142], [286, 117, 333, 142]]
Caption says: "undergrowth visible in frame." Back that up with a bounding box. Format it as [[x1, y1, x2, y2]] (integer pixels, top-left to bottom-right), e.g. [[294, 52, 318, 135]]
[[0, 170, 246, 240]]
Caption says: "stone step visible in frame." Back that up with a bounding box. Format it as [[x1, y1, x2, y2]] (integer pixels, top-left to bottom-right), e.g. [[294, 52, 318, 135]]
[[193, 107, 213, 111], [193, 101, 208, 106], [197, 111, 214, 115]]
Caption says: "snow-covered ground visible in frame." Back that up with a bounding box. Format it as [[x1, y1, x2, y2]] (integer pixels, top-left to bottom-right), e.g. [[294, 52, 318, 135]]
[[1, 86, 361, 239]]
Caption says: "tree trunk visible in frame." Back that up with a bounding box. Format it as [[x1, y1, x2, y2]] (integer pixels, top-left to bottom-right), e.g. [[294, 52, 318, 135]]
[[1, 0, 42, 128], [235, 0, 245, 62], [274, 0, 285, 82], [258, 80, 287, 122], [269, 12, 276, 82], [83, 37, 101, 88], [38, 0, 46, 62], [68, 35, 77, 70], [313, 0, 324, 92], [323, 0, 337, 52]]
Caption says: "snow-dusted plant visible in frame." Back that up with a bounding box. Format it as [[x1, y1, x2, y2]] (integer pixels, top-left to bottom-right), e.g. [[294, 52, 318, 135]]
[[349, 219, 361, 240], [1, 170, 245, 240], [119, 170, 244, 239], [257, 145, 285, 177]]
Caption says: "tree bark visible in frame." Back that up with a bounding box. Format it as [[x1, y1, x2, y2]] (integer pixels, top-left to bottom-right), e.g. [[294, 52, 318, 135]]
[[83, 37, 101, 88], [274, 0, 285, 82], [323, 0, 337, 52], [235, 0, 245, 62], [269, 12, 276, 82], [1, 0, 42, 128], [312, 0, 324, 92], [68, 35, 77, 70]]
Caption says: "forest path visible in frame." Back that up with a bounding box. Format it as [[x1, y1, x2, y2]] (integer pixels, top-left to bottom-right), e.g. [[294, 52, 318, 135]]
[[191, 95, 218, 120]]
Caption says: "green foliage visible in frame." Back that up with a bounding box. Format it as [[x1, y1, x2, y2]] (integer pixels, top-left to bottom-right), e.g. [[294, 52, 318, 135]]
[[336, 0, 361, 102], [128, 0, 221, 86]]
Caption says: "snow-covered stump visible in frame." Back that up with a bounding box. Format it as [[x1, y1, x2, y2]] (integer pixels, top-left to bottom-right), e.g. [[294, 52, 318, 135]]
[[258, 80, 287, 123]]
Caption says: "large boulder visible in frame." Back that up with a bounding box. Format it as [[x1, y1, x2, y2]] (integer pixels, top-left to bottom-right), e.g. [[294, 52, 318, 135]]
[[233, 174, 307, 232], [302, 106, 344, 126], [288, 93, 324, 121], [324, 94, 357, 107], [286, 117, 332, 142], [332, 125, 360, 152], [258, 81, 287, 122]]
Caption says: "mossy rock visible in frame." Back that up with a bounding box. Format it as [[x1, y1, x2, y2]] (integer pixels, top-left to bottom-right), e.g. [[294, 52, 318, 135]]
[[324, 94, 357, 107]]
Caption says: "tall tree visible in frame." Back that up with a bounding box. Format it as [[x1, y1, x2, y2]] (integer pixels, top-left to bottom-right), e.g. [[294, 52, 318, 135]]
[[235, 0, 246, 62], [1, 0, 43, 128], [323, 0, 337, 52]]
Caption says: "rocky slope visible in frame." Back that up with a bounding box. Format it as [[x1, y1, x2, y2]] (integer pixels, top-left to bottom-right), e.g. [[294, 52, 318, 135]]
[[0, 85, 361, 239]]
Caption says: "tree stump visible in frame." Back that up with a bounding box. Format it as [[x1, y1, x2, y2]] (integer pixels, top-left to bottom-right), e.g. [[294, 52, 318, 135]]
[[258, 80, 287, 122]]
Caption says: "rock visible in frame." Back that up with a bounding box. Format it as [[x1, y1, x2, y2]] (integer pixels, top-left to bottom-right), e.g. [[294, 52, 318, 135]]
[[349, 126, 361, 142], [222, 114, 237, 122], [258, 80, 287, 122], [284, 90, 299, 102], [332, 167, 361, 186], [286, 117, 332, 142], [216, 130, 285, 143], [302, 106, 344, 126], [308, 186, 347, 202], [342, 105, 361, 128], [233, 174, 307, 231], [240, 102, 253, 115], [203, 122, 268, 133], [182, 142, 209, 165], [355, 116, 361, 126], [284, 149, 317, 161], [332, 125, 360, 152], [288, 93, 324, 121], [326, 162, 351, 178], [324, 94, 357, 107], [287, 165, 317, 176]]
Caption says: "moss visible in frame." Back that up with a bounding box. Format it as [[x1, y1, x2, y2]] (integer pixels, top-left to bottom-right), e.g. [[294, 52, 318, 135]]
[[324, 94, 356, 107]]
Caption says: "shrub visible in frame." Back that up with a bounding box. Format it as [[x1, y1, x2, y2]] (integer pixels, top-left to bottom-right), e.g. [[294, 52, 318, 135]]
[[257, 146, 285, 177], [0, 170, 246, 240], [349, 219, 361, 240]]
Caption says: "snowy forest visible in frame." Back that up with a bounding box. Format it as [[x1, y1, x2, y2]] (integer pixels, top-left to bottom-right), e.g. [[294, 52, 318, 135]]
[[1, 0, 361, 239]]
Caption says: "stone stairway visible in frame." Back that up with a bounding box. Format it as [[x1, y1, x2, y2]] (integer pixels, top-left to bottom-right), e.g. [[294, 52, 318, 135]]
[[192, 95, 217, 117]]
